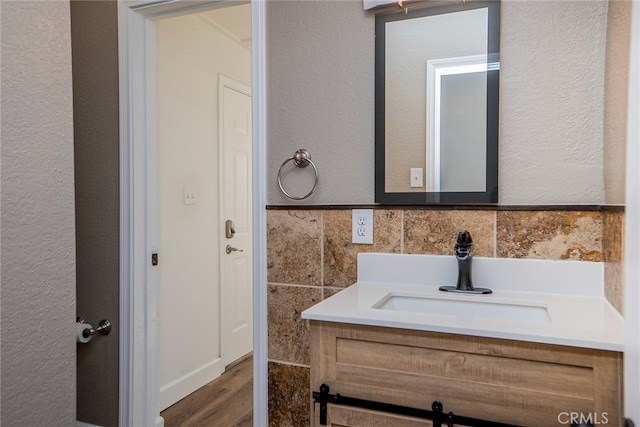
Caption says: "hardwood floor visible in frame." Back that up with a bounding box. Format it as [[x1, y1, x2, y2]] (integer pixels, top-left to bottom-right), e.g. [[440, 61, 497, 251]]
[[161, 357, 253, 427]]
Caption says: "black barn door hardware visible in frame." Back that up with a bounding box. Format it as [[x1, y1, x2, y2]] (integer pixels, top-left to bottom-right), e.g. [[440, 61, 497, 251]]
[[313, 384, 519, 427]]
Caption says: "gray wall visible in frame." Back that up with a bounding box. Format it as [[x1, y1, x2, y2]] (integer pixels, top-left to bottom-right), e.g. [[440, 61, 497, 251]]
[[267, 0, 610, 205], [71, 1, 120, 425], [1, 1, 77, 425], [499, 0, 607, 204], [267, 0, 375, 204]]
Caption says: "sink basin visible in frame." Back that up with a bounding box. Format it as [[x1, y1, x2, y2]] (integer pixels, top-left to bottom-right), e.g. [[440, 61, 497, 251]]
[[372, 293, 550, 323]]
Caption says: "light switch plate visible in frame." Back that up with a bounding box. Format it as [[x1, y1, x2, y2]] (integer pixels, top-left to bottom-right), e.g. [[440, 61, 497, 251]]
[[352, 209, 373, 244], [183, 186, 197, 205]]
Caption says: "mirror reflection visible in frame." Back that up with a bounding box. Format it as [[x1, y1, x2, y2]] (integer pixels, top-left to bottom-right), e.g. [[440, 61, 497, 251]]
[[375, 1, 500, 204]]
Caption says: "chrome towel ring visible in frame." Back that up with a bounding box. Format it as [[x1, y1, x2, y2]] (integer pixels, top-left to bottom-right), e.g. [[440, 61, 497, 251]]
[[277, 149, 319, 200]]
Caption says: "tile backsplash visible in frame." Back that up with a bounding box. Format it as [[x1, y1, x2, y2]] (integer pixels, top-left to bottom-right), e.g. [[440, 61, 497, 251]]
[[496, 210, 603, 261], [266, 207, 624, 427]]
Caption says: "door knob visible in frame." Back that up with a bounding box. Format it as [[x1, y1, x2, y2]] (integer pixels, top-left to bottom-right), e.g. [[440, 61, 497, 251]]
[[225, 245, 244, 254]]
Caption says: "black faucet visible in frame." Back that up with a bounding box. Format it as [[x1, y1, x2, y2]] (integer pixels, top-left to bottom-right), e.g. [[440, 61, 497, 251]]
[[439, 230, 492, 294]]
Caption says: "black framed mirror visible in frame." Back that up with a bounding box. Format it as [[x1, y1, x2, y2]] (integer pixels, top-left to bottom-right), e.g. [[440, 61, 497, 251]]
[[375, 1, 500, 204]]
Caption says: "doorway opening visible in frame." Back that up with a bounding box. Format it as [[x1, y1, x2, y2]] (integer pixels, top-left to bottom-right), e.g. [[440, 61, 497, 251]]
[[152, 3, 254, 422], [117, 0, 267, 425]]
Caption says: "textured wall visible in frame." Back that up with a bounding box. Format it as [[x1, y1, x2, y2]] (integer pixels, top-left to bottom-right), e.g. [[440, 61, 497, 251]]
[[70, 1, 120, 425], [267, 0, 374, 205], [1, 1, 77, 425], [267, 0, 610, 205], [500, 1, 607, 204]]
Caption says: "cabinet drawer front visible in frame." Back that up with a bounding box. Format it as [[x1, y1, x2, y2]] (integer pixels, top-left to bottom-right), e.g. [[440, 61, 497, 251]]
[[326, 405, 432, 427], [336, 337, 594, 399], [311, 322, 623, 426]]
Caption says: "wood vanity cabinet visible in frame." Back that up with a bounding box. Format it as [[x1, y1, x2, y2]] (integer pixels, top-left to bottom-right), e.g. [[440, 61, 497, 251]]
[[310, 321, 623, 427]]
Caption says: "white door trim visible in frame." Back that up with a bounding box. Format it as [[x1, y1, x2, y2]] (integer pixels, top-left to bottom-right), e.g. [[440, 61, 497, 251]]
[[117, 1, 268, 426], [625, 1, 640, 421]]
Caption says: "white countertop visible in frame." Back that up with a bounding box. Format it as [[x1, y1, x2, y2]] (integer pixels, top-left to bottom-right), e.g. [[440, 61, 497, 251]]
[[301, 253, 624, 351]]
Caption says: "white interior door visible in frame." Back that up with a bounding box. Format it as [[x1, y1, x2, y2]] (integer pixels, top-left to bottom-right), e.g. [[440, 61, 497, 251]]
[[220, 75, 253, 367]]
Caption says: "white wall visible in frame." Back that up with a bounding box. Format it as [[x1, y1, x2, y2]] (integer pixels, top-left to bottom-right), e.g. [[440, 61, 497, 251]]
[[156, 10, 251, 409], [0, 1, 76, 425], [267, 0, 609, 205]]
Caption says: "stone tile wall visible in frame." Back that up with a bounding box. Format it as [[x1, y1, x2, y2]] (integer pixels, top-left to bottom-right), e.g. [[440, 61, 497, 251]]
[[266, 207, 624, 426]]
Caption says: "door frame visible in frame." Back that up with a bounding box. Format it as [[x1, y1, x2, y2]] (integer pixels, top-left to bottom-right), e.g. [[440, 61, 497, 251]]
[[117, 1, 267, 426], [625, 1, 640, 420]]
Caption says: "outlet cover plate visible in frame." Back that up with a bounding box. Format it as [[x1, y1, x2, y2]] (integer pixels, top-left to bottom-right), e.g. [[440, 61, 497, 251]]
[[352, 209, 373, 244]]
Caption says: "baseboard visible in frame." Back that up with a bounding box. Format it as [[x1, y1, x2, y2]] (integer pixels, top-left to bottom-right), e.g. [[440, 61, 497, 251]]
[[225, 351, 253, 370], [77, 422, 102, 427], [159, 357, 224, 411]]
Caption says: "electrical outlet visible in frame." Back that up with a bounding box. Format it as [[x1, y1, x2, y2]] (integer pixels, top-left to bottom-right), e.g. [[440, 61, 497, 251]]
[[352, 209, 373, 244]]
